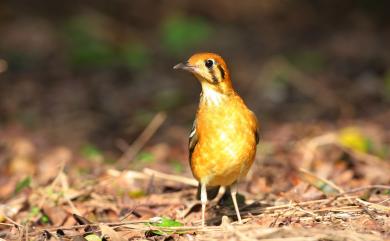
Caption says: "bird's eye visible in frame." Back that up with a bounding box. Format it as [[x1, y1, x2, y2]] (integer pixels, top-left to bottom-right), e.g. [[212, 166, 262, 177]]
[[205, 59, 214, 68]]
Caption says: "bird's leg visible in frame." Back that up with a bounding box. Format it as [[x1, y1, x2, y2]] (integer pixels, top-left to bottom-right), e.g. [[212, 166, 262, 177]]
[[200, 182, 207, 226], [230, 182, 242, 224]]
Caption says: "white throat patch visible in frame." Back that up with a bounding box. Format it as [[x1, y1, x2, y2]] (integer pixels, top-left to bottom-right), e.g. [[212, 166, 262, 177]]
[[201, 86, 226, 106]]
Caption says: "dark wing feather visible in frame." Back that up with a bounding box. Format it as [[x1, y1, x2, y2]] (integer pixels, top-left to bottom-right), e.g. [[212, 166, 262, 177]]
[[249, 110, 260, 145], [188, 120, 198, 160], [189, 120, 221, 200]]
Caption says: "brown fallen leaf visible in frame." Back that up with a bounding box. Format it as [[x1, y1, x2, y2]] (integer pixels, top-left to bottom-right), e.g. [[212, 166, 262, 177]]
[[99, 224, 126, 241]]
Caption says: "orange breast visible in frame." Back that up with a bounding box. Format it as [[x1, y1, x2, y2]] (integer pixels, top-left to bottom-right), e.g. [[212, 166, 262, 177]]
[[191, 95, 258, 187]]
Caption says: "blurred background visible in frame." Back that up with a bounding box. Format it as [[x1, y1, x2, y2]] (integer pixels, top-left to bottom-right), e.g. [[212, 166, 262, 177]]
[[1, 0, 390, 181]]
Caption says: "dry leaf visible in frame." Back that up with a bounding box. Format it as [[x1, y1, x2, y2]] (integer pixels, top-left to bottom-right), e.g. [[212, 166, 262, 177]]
[[99, 224, 125, 241]]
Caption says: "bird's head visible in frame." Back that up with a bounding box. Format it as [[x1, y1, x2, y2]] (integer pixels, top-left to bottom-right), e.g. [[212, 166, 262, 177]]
[[174, 53, 233, 95]]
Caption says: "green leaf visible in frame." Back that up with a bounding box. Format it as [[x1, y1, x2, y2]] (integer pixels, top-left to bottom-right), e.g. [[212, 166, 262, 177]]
[[81, 144, 104, 162], [121, 42, 151, 70], [147, 217, 183, 235], [156, 217, 183, 227], [40, 214, 50, 224], [30, 206, 40, 216], [169, 160, 184, 174], [287, 50, 327, 73], [63, 16, 116, 67], [136, 152, 155, 164], [161, 15, 212, 55], [28, 206, 46, 223], [14, 176, 31, 194]]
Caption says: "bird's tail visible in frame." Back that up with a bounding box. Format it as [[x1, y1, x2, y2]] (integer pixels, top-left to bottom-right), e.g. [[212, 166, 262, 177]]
[[196, 183, 220, 200]]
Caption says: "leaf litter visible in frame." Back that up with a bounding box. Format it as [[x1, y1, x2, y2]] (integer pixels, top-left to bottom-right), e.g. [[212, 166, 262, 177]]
[[0, 121, 389, 241]]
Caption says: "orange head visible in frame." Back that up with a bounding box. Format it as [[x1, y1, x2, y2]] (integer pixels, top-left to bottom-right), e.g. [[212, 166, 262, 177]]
[[174, 53, 234, 95]]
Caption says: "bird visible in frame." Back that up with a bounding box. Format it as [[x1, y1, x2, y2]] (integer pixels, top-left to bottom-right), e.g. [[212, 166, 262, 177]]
[[173, 53, 259, 226]]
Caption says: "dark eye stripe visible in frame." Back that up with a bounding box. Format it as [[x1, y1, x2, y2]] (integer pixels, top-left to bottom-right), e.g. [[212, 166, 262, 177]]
[[208, 68, 218, 83], [217, 65, 225, 79]]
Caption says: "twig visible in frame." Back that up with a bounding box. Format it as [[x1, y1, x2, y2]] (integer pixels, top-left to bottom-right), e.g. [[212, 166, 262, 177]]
[[107, 168, 198, 186], [26, 220, 385, 241], [119, 207, 138, 221], [24, 225, 28, 241], [28, 220, 151, 236], [0, 222, 15, 227], [377, 197, 390, 204], [340, 185, 390, 196], [117, 112, 166, 167], [326, 185, 390, 204], [143, 168, 198, 186], [219, 196, 358, 218], [59, 172, 81, 216], [2, 215, 23, 228], [355, 198, 390, 213], [39, 161, 81, 215]]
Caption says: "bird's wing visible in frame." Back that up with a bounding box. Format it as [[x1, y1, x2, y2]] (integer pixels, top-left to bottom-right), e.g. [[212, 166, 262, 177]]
[[188, 119, 198, 161], [189, 120, 221, 200], [249, 110, 260, 145]]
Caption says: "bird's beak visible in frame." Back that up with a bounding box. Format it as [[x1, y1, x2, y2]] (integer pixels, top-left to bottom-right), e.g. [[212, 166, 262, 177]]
[[173, 62, 196, 72]]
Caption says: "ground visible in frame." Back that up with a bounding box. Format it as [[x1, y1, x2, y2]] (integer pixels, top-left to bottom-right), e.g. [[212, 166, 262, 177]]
[[1, 120, 389, 240]]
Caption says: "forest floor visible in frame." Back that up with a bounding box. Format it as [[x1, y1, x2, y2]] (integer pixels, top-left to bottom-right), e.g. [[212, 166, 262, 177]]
[[1, 113, 390, 241]]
